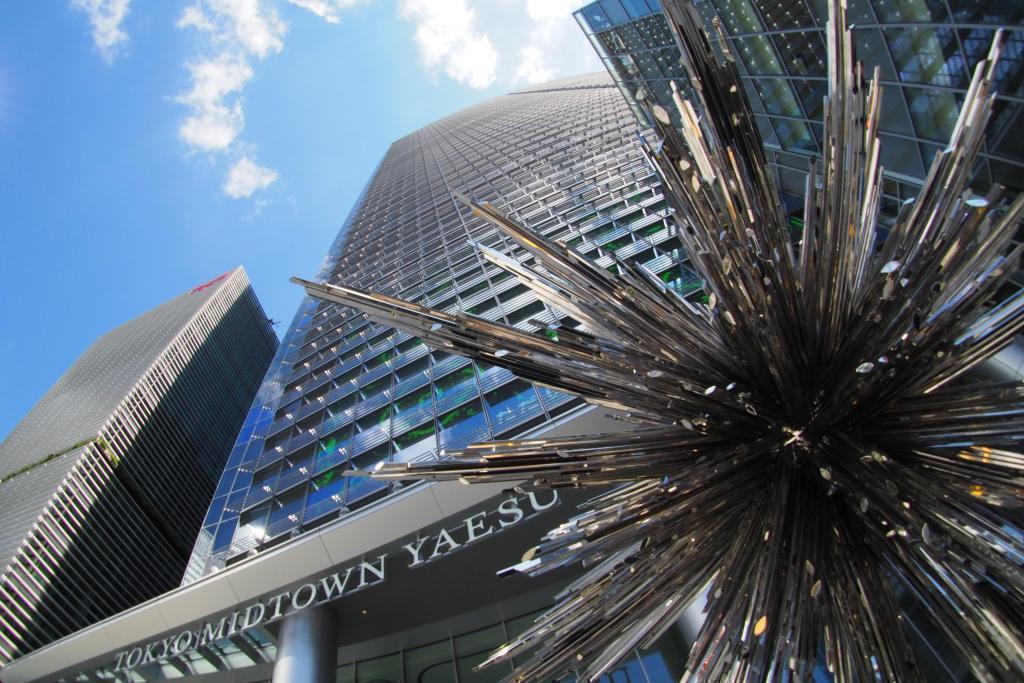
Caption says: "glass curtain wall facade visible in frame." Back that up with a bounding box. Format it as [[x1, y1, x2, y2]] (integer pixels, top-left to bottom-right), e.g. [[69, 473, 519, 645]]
[[0, 268, 278, 665], [186, 73, 704, 582], [574, 0, 1023, 235]]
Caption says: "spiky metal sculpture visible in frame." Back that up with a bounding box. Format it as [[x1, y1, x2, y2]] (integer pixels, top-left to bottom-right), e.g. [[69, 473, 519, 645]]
[[294, 1, 1024, 680]]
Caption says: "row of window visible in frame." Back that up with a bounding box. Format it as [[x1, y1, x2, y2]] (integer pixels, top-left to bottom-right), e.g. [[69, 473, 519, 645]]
[[194, 77, 685, 567]]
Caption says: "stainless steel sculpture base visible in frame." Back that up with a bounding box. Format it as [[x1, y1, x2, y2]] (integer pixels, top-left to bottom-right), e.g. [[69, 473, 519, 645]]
[[294, 0, 1023, 680]]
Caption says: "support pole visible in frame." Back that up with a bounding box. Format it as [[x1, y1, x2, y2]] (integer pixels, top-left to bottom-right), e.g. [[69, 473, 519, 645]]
[[271, 606, 338, 683]]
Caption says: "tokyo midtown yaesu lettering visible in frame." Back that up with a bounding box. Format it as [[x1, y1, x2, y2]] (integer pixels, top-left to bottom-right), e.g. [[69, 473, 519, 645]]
[[112, 491, 559, 673], [401, 490, 558, 566], [112, 554, 386, 672]]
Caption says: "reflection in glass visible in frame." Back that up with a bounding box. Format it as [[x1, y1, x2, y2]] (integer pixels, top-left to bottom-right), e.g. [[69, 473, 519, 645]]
[[885, 27, 967, 88], [484, 380, 542, 434], [267, 487, 303, 532], [733, 35, 785, 75], [404, 640, 455, 683], [356, 653, 401, 683], [305, 466, 345, 517], [439, 400, 488, 450], [455, 625, 513, 683], [872, 0, 947, 23], [773, 118, 817, 152], [771, 30, 826, 76], [905, 88, 962, 141]]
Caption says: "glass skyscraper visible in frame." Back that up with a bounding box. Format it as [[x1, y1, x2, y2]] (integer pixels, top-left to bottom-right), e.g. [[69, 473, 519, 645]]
[[3, 73, 698, 683], [0, 268, 278, 666], [5, 5, 1022, 681], [184, 72, 704, 582], [574, 0, 1022, 267]]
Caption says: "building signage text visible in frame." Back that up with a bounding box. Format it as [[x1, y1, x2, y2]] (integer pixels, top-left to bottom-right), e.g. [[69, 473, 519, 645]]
[[112, 491, 558, 673]]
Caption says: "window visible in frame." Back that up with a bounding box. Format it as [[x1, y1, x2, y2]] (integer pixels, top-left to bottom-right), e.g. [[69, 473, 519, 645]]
[[396, 386, 433, 413], [439, 400, 487, 449], [484, 380, 541, 435], [356, 653, 401, 683], [396, 336, 424, 354], [454, 625, 512, 682], [356, 406, 391, 432], [305, 466, 346, 515], [404, 640, 454, 683], [434, 365, 476, 398]]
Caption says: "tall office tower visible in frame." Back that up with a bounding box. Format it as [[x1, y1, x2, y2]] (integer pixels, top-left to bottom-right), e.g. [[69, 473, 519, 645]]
[[184, 73, 702, 583], [575, 0, 1022, 251], [8, 57, 1010, 681], [0, 268, 277, 665]]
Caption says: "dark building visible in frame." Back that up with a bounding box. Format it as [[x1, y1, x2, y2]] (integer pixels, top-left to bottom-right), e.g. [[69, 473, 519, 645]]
[[0, 267, 277, 665], [574, 0, 1022, 233]]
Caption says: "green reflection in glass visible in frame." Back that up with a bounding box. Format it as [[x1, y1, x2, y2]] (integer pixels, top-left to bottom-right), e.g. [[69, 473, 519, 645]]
[[467, 298, 497, 315], [397, 387, 432, 412], [395, 424, 435, 450], [435, 366, 475, 396], [440, 401, 482, 429], [362, 377, 389, 396], [461, 279, 491, 298], [313, 466, 342, 489], [428, 281, 452, 297], [640, 220, 665, 237]]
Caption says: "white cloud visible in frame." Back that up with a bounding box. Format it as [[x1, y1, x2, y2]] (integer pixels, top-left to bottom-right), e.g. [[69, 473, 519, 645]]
[[71, 0, 131, 63], [177, 5, 215, 31], [511, 0, 597, 87], [398, 0, 498, 90], [223, 156, 278, 198], [207, 0, 286, 59], [286, 0, 364, 24], [175, 1, 292, 197], [175, 0, 361, 198], [524, 0, 580, 24], [395, 1, 599, 90], [514, 46, 554, 85], [177, 54, 252, 151]]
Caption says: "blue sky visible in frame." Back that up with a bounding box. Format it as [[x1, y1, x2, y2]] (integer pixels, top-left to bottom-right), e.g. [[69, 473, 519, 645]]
[[0, 0, 600, 441]]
